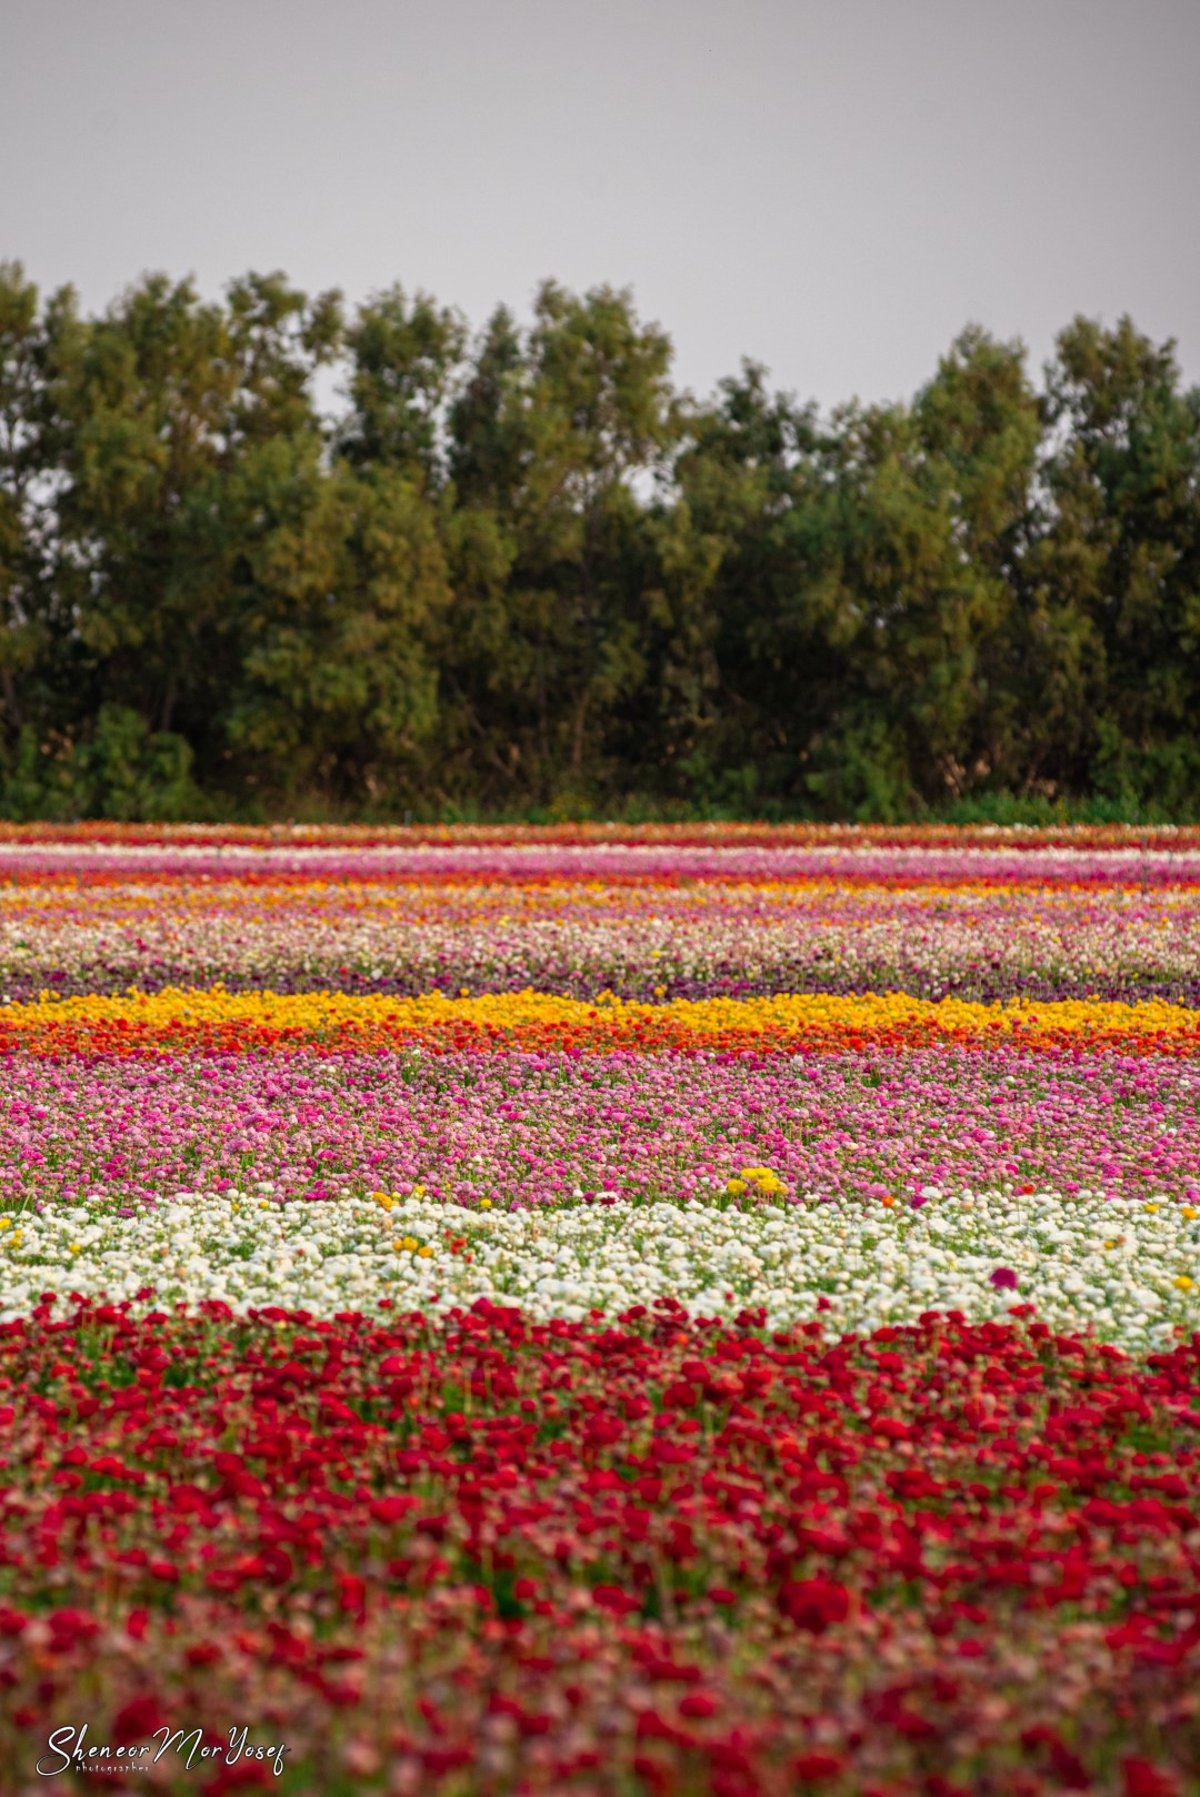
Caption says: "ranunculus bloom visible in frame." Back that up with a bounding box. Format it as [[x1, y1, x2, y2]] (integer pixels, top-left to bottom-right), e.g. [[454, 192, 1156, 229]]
[[778, 1576, 851, 1633]]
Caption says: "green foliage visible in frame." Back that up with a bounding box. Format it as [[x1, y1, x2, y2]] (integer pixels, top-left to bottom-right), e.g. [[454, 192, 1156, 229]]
[[337, 286, 465, 483], [804, 716, 916, 822], [222, 449, 450, 801], [0, 706, 199, 821], [0, 265, 1197, 820]]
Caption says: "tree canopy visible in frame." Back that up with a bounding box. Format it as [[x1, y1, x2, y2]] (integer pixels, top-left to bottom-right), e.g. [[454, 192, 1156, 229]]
[[1, 261, 1197, 820]]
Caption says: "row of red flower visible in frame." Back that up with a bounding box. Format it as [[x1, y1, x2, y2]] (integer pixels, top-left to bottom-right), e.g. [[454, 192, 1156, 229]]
[[0, 1297, 1198, 1793]]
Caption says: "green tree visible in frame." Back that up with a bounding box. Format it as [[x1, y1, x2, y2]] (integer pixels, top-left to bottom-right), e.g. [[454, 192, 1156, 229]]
[[44, 270, 341, 761], [663, 362, 824, 806], [2, 260, 1198, 821], [1036, 316, 1200, 806], [443, 282, 679, 801], [0, 262, 55, 741], [909, 327, 1044, 796], [338, 286, 466, 486], [222, 435, 451, 803]]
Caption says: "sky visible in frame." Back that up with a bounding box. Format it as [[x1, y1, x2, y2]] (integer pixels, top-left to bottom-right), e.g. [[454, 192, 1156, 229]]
[[2, 0, 1198, 412]]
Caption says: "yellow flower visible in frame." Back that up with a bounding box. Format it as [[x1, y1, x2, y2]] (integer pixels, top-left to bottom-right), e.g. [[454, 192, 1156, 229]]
[[1145, 1203, 1160, 1214], [8, 987, 1200, 1054], [0, 1219, 10, 1231], [726, 1178, 747, 1197], [416, 1245, 434, 1259], [479, 1199, 492, 1210], [738, 1165, 786, 1195], [1175, 1275, 1194, 1291], [1183, 1207, 1198, 1220]]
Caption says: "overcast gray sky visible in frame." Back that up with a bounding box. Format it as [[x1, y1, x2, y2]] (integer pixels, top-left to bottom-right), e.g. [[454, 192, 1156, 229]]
[[3, 0, 1198, 409]]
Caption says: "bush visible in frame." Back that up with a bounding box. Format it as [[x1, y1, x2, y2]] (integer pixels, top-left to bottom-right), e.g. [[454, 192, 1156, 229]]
[[0, 707, 202, 822]]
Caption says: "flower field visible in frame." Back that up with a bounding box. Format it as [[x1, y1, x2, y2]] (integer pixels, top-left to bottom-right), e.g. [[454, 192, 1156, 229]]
[[3, 826, 1200, 1795]]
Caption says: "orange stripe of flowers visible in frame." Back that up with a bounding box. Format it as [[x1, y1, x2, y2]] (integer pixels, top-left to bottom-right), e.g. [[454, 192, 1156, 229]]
[[1, 989, 1199, 1056]]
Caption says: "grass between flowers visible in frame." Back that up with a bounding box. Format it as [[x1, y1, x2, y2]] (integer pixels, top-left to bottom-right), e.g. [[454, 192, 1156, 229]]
[[2, 826, 1200, 1795]]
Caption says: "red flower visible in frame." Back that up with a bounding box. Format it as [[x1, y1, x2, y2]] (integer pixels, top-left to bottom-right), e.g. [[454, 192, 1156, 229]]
[[204, 1767, 275, 1793], [370, 1496, 415, 1525], [592, 1584, 641, 1616], [778, 1576, 851, 1633], [112, 1693, 168, 1744], [791, 1753, 846, 1785], [678, 1691, 718, 1719], [46, 1607, 100, 1653], [337, 1573, 367, 1616], [1123, 1763, 1181, 1797]]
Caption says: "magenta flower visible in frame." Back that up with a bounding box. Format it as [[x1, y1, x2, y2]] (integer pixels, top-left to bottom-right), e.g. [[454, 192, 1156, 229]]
[[990, 1267, 1019, 1291]]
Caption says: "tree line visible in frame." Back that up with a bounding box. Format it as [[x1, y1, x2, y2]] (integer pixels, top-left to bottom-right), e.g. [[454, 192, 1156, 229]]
[[1, 261, 1198, 821]]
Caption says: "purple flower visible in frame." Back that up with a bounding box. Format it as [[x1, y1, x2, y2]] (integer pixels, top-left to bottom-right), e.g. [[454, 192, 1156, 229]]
[[990, 1267, 1019, 1291]]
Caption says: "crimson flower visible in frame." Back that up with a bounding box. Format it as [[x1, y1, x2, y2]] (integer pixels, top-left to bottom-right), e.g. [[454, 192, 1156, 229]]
[[1123, 1762, 1181, 1797], [112, 1693, 169, 1745], [791, 1751, 847, 1783], [778, 1575, 851, 1633]]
